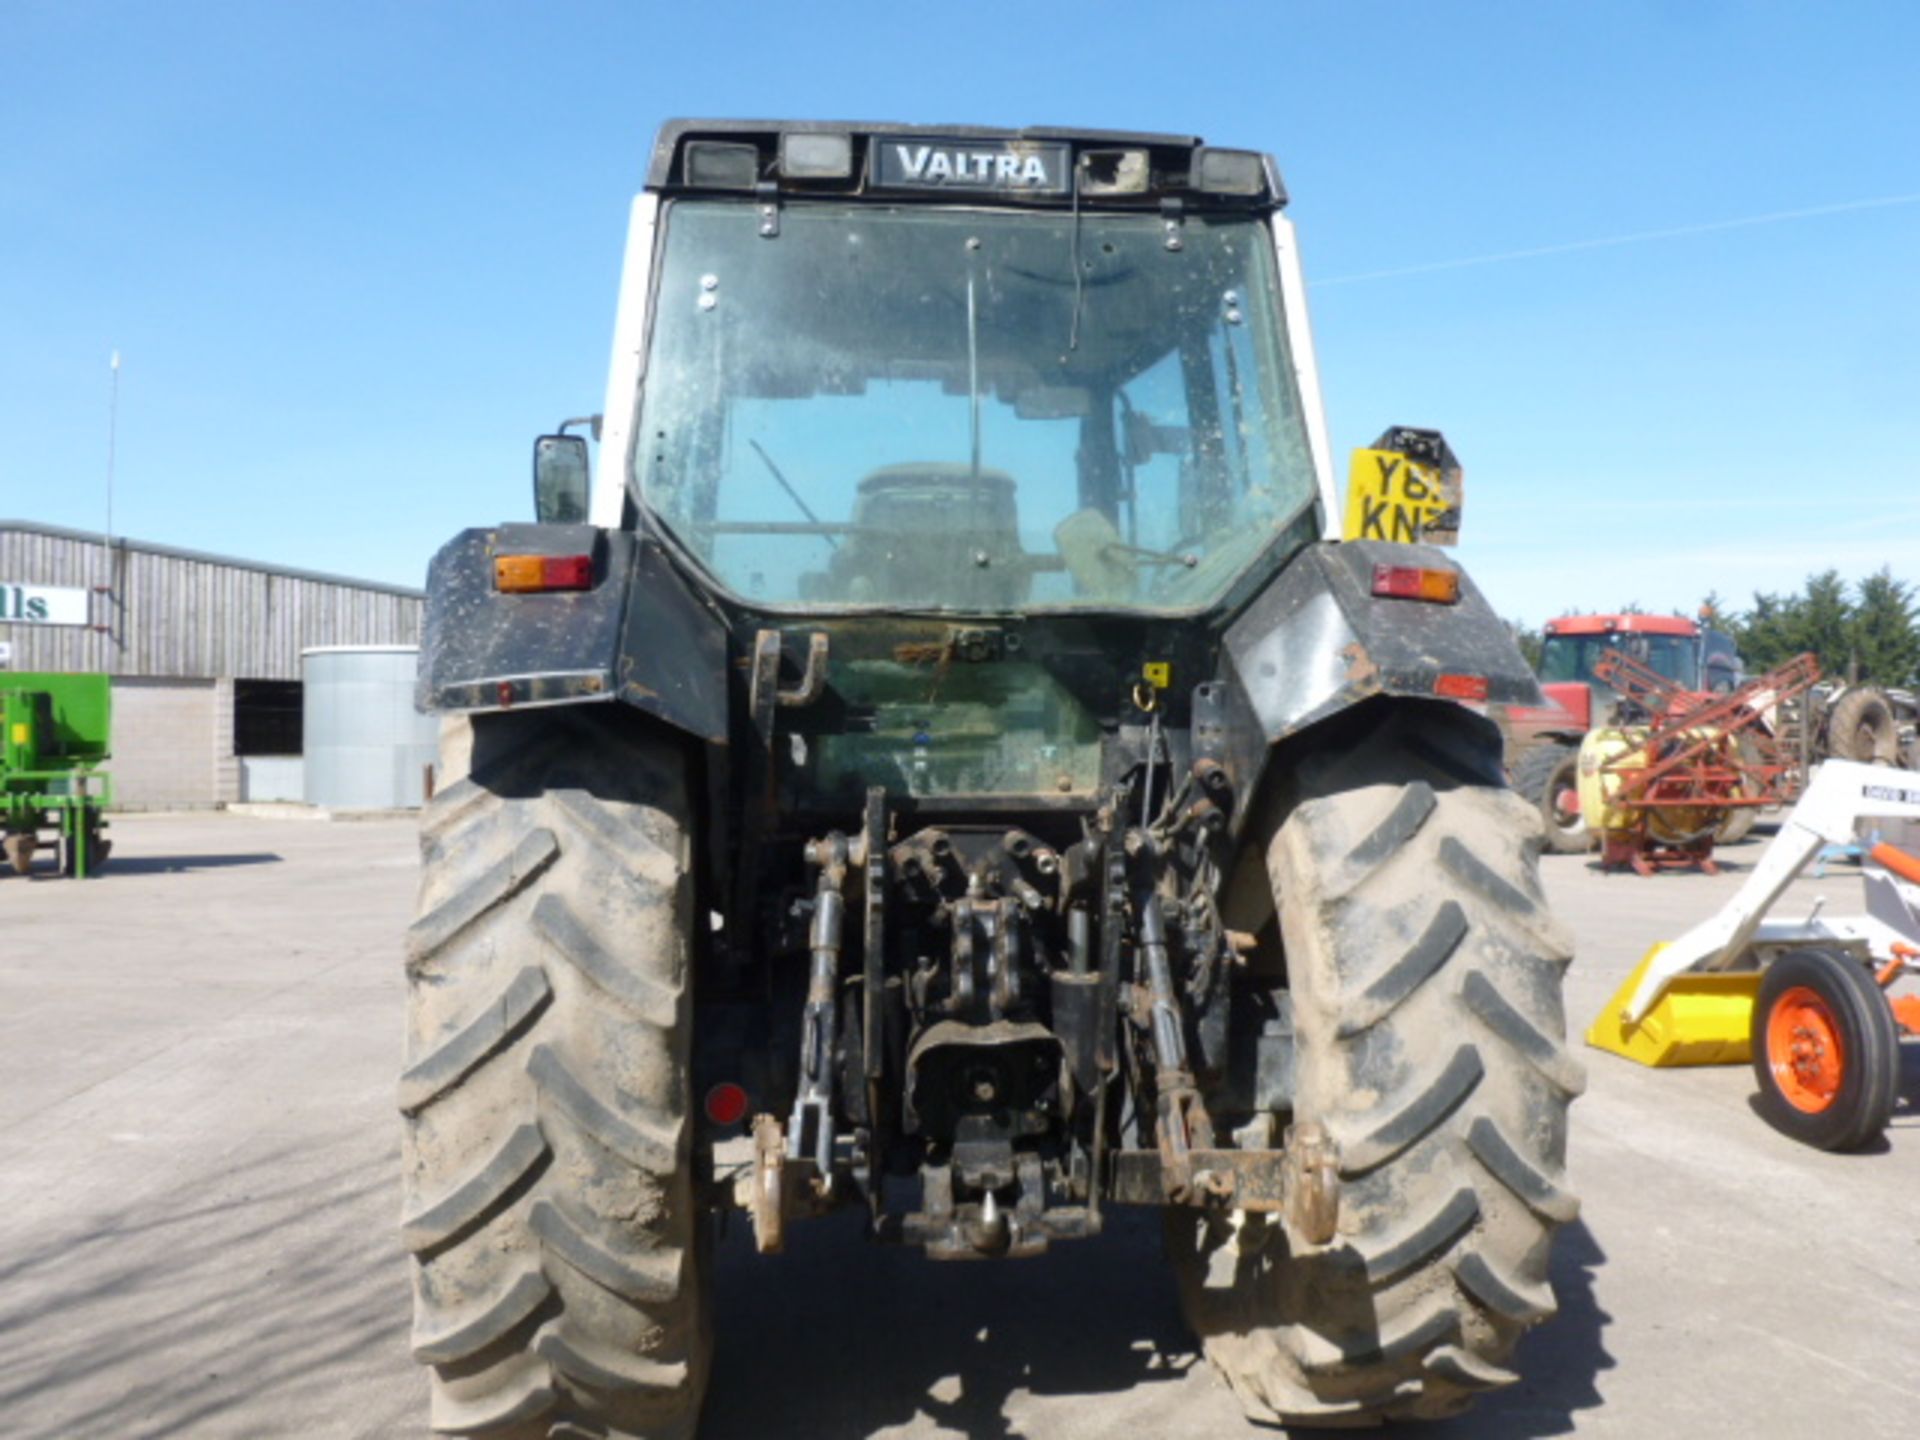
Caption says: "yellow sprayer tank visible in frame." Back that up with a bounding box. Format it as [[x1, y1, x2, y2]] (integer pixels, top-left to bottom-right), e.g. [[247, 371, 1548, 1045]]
[[1577, 728, 1643, 833], [1578, 725, 1729, 839]]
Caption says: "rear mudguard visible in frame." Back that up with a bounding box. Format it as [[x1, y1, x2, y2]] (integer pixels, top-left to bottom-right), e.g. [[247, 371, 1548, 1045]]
[[418, 529, 1534, 790], [1199, 539, 1542, 811], [416, 523, 728, 742]]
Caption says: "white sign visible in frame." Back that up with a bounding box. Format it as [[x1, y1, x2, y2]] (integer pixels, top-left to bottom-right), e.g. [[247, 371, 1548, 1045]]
[[0, 583, 90, 627]]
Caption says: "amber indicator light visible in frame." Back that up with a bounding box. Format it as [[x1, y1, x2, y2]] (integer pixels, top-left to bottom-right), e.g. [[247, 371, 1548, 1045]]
[[1370, 563, 1460, 603], [495, 554, 593, 593]]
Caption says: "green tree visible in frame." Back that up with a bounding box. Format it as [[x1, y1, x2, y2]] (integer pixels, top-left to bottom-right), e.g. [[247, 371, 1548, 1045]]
[[1794, 570, 1852, 677], [1847, 568, 1920, 686], [1727, 570, 1920, 686], [1733, 589, 1802, 674], [1731, 572, 1850, 679]]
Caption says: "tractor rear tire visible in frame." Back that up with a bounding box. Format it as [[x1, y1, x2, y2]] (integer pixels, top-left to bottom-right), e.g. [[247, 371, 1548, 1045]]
[[1751, 947, 1898, 1151], [401, 708, 708, 1440], [1827, 687, 1901, 765], [1171, 703, 1583, 1425], [1511, 742, 1588, 854]]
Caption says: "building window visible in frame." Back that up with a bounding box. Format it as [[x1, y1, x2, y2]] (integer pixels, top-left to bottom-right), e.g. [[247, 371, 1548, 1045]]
[[234, 679, 303, 755]]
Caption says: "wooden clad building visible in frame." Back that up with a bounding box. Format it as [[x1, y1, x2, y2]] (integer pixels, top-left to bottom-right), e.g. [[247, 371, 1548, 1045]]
[[0, 520, 423, 809]]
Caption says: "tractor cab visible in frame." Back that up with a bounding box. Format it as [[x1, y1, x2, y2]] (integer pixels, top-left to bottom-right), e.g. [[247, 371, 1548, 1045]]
[[1538, 615, 1703, 692], [610, 153, 1325, 619]]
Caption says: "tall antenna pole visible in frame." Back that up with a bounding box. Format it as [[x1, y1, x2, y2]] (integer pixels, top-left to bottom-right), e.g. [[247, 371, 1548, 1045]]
[[98, 348, 122, 649], [106, 349, 120, 542]]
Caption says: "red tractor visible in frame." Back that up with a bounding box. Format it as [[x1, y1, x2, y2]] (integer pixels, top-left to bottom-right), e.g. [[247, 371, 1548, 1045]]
[[1503, 613, 1743, 853]]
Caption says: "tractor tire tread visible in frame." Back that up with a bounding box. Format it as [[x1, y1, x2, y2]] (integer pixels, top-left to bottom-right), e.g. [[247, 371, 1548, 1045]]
[[1335, 899, 1466, 1037], [536, 1325, 691, 1395], [428, 1353, 558, 1436], [1455, 1248, 1555, 1325], [1324, 780, 1438, 898], [1336, 1043, 1484, 1176], [1295, 1296, 1460, 1376], [1827, 688, 1901, 765], [1466, 1114, 1580, 1223], [1172, 703, 1580, 1426], [403, 708, 705, 1440], [410, 1262, 554, 1365], [1511, 741, 1588, 855], [527, 1043, 681, 1172], [406, 827, 560, 967], [402, 1120, 550, 1256], [400, 966, 554, 1115], [1461, 969, 1588, 1098], [1423, 1344, 1517, 1391], [533, 893, 679, 1027], [527, 1198, 685, 1304], [1358, 1186, 1480, 1285]]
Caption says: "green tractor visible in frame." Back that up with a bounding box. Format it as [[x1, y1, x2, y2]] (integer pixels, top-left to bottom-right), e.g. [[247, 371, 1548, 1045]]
[[1, 671, 112, 878], [405, 122, 1581, 1438]]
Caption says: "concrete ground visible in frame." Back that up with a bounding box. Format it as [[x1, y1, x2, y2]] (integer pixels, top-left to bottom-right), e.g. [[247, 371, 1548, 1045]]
[[2, 813, 1916, 1439]]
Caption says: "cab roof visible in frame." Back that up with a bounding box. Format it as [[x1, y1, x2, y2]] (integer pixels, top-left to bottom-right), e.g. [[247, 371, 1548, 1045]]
[[645, 119, 1286, 210], [1546, 614, 1698, 637]]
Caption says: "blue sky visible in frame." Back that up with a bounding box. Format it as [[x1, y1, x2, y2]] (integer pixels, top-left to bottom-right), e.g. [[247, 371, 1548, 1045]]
[[4, 0, 1917, 627]]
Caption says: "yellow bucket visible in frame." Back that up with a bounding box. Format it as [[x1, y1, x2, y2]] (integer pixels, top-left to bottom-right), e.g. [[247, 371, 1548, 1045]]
[[1585, 943, 1760, 1067]]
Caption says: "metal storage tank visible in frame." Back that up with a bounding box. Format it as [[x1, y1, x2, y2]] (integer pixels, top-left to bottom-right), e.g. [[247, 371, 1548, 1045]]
[[302, 645, 439, 809]]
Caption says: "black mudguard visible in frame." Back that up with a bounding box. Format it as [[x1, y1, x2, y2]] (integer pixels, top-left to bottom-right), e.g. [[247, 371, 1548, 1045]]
[[416, 523, 728, 743], [1199, 539, 1541, 805]]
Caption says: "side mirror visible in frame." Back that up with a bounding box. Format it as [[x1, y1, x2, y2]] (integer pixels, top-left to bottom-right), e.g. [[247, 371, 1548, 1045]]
[[532, 435, 591, 522]]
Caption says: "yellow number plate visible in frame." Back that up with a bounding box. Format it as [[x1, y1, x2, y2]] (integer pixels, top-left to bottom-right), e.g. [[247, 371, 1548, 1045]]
[[1342, 448, 1460, 546]]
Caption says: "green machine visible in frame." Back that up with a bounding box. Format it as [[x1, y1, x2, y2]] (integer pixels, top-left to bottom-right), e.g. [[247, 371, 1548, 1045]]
[[1, 672, 113, 878]]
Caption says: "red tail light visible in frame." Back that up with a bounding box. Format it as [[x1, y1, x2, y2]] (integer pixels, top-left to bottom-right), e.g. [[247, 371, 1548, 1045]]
[[1371, 563, 1459, 603], [495, 554, 593, 593], [1434, 673, 1490, 701]]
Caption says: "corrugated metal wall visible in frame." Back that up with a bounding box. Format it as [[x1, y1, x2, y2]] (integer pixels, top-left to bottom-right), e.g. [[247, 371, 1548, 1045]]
[[0, 522, 422, 679]]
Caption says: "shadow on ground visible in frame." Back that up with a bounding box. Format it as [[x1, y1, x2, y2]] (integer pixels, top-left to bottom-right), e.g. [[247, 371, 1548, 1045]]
[[0, 1141, 416, 1440], [703, 1205, 1197, 1439], [1581, 859, 1750, 877], [703, 1207, 1611, 1440], [0, 1147, 1613, 1440], [70, 852, 286, 876]]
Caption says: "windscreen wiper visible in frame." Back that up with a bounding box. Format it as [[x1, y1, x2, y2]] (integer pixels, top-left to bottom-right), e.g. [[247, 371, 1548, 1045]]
[[748, 440, 836, 549]]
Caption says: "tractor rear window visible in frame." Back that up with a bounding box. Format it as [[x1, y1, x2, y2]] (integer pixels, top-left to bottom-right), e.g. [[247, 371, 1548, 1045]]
[[1539, 632, 1700, 690], [632, 200, 1319, 612]]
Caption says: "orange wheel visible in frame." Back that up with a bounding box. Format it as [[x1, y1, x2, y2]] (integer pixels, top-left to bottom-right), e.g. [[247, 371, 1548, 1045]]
[[1751, 948, 1899, 1150], [1763, 985, 1845, 1112]]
